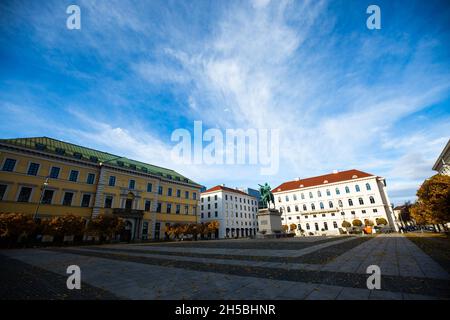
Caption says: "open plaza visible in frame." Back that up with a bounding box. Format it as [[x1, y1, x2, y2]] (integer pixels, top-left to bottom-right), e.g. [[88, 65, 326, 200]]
[[1, 233, 449, 300]]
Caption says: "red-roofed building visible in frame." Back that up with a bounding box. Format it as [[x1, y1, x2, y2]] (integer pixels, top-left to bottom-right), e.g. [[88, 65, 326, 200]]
[[273, 169, 397, 235], [200, 185, 259, 238]]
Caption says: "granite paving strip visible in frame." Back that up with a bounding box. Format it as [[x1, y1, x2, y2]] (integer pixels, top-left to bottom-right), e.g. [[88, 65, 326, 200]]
[[134, 236, 344, 250], [46, 247, 450, 298], [86, 236, 360, 259], [2, 249, 446, 300], [322, 234, 450, 280]]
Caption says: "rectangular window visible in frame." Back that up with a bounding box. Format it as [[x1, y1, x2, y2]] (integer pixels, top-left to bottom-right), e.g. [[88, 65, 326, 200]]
[[193, 192, 197, 200], [2, 158, 16, 171], [185, 205, 189, 215], [176, 189, 181, 197], [0, 184, 7, 200], [168, 188, 172, 196], [69, 170, 79, 182], [17, 187, 32, 202], [87, 173, 95, 184], [215, 211, 218, 217], [145, 200, 151, 211], [41, 190, 54, 204], [63, 192, 74, 206], [176, 204, 180, 214], [49, 167, 60, 179], [147, 183, 152, 192], [193, 206, 197, 215], [158, 186, 163, 195], [129, 180, 135, 189], [109, 176, 116, 186], [373, 209, 378, 213], [27, 162, 40, 176], [185, 191, 189, 199], [166, 203, 172, 214], [104, 196, 113, 208], [156, 202, 161, 213], [81, 194, 91, 207]]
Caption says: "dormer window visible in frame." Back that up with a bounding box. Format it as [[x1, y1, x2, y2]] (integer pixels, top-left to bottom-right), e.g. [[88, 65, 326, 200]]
[[323, 180, 328, 184], [73, 152, 82, 159], [89, 156, 98, 163], [352, 175, 358, 179], [35, 143, 46, 151], [56, 147, 65, 155], [117, 161, 124, 167]]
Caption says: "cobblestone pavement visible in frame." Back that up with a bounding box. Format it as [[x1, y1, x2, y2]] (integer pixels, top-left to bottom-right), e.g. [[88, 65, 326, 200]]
[[1, 234, 449, 300]]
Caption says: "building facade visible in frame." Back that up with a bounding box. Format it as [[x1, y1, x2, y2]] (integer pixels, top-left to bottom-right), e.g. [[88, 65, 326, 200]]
[[273, 169, 397, 236], [0, 137, 201, 241], [432, 139, 450, 176], [200, 185, 258, 238]]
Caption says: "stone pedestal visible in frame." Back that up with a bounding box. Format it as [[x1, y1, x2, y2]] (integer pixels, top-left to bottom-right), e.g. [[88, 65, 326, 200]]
[[257, 208, 282, 235]]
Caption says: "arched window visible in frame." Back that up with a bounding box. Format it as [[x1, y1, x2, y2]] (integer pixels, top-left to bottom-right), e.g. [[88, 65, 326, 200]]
[[285, 195, 289, 202], [311, 203, 316, 210], [369, 196, 375, 204], [359, 197, 364, 205], [345, 186, 350, 193], [306, 223, 310, 230], [303, 204, 307, 211], [366, 183, 371, 191], [295, 205, 299, 212], [326, 189, 331, 196], [335, 188, 340, 195], [280, 207, 283, 213], [355, 185, 360, 192], [318, 191, 322, 197], [309, 192, 313, 199], [301, 193, 305, 199], [287, 206, 291, 212], [278, 197, 281, 203], [329, 201, 334, 208], [348, 199, 353, 206], [293, 194, 297, 201], [338, 200, 343, 207], [320, 202, 324, 209]]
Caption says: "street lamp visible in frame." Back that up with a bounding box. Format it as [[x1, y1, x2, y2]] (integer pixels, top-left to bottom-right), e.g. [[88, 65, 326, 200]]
[[34, 176, 49, 221]]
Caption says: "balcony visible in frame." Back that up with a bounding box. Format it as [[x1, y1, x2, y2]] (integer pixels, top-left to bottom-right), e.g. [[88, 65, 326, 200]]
[[112, 208, 144, 218]]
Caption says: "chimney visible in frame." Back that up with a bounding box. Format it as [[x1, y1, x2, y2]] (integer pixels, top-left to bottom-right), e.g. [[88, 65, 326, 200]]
[[221, 183, 225, 187]]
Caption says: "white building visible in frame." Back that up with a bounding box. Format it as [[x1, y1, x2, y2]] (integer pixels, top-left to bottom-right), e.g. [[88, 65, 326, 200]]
[[432, 139, 450, 176], [273, 169, 397, 236], [200, 185, 259, 238]]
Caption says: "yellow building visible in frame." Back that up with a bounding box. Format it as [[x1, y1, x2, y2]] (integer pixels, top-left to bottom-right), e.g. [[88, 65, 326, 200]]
[[0, 137, 202, 241]]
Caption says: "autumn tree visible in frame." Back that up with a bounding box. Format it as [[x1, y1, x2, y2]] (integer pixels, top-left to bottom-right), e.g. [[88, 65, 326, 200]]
[[0, 213, 36, 242], [352, 219, 363, 227], [289, 223, 297, 232], [88, 214, 124, 240], [376, 217, 388, 225], [410, 174, 450, 225], [342, 221, 351, 228], [282, 225, 289, 232], [364, 219, 374, 226]]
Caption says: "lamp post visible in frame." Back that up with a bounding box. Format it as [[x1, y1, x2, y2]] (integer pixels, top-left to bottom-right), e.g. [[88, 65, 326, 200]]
[[34, 176, 49, 221]]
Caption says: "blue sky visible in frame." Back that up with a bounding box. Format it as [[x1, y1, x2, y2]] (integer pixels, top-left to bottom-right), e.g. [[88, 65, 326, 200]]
[[1, 0, 449, 205]]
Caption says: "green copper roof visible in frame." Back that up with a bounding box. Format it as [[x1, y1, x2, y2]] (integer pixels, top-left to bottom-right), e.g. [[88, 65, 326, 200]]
[[0, 136, 199, 186]]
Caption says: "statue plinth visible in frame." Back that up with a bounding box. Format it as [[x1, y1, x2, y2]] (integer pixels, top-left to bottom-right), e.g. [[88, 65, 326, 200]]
[[257, 208, 282, 235]]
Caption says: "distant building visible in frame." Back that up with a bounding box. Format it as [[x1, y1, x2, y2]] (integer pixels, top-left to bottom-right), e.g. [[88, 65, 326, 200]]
[[273, 169, 397, 236], [432, 139, 450, 175], [200, 185, 258, 238], [238, 187, 261, 207]]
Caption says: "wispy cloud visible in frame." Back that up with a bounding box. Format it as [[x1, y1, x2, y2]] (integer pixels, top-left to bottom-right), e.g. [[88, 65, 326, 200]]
[[1, 0, 449, 203]]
